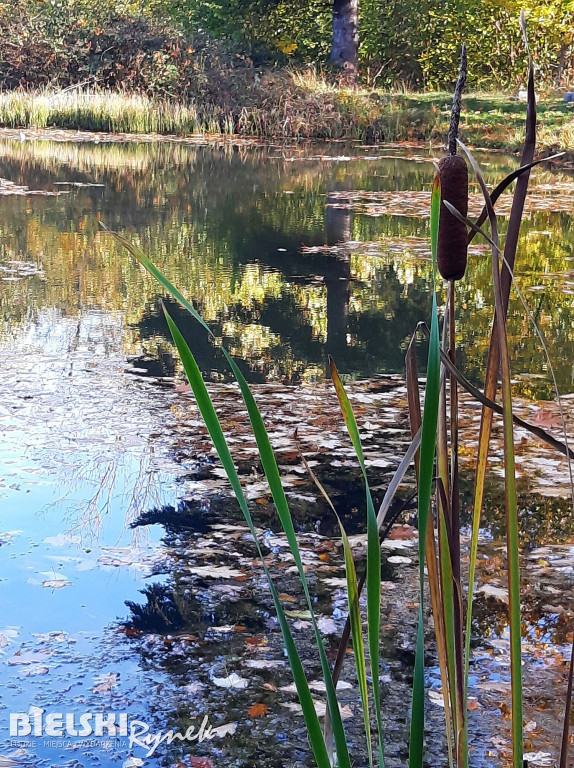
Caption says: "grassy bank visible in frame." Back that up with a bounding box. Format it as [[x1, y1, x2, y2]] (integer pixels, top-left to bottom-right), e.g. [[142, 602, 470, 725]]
[[1, 71, 573, 150]]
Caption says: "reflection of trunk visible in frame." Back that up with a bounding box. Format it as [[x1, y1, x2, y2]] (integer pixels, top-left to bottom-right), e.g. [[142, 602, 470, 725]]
[[325, 254, 351, 364], [326, 192, 351, 246], [330, 0, 359, 84]]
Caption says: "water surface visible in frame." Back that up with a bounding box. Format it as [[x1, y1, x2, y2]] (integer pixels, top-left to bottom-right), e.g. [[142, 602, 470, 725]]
[[0, 136, 573, 767]]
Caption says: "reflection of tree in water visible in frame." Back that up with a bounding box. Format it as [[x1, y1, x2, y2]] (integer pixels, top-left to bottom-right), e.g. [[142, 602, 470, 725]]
[[134, 257, 432, 383], [1, 138, 574, 392]]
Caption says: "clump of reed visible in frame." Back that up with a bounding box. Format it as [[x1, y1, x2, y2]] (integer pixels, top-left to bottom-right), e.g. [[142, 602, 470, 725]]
[[0, 89, 234, 135], [111, 17, 574, 768]]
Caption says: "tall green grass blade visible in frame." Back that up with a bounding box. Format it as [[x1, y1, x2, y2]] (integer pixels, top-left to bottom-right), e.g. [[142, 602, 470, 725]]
[[330, 358, 384, 768], [161, 306, 331, 768], [340, 522, 374, 768], [407, 332, 454, 768], [409, 174, 441, 768], [467, 152, 563, 245], [328, 429, 422, 725], [436, 476, 458, 756], [297, 451, 374, 768], [112, 229, 351, 768], [436, 350, 459, 766], [458, 139, 523, 768], [222, 353, 352, 768]]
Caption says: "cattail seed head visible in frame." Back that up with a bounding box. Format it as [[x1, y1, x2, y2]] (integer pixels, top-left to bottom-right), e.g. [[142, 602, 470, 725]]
[[437, 154, 469, 281]]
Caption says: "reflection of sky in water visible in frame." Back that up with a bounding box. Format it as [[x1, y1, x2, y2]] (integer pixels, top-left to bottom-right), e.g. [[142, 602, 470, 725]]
[[0, 309, 182, 764]]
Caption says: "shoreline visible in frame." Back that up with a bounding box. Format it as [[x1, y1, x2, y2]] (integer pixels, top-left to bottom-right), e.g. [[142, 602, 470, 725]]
[[0, 85, 573, 155]]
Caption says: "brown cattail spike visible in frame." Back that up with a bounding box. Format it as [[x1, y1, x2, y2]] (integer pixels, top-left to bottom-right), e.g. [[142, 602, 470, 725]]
[[437, 154, 469, 281]]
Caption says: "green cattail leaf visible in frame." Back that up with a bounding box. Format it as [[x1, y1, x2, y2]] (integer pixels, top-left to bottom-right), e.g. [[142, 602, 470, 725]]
[[220, 350, 352, 768], [409, 174, 441, 768], [110, 228, 347, 768], [108, 230, 351, 768], [339, 519, 374, 768], [330, 359, 385, 768], [162, 307, 331, 768]]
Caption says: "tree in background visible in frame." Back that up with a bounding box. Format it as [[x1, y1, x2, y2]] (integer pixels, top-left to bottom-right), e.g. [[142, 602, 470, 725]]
[[330, 0, 359, 83], [1, 0, 574, 91]]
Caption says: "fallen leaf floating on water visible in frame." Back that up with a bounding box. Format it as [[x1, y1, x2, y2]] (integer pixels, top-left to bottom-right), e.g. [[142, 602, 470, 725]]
[[7, 650, 50, 666], [280, 680, 352, 694], [523, 753, 553, 766], [244, 659, 286, 669], [317, 616, 338, 635], [531, 405, 563, 430], [428, 689, 446, 708], [189, 758, 213, 768], [0, 177, 63, 196], [0, 629, 18, 649], [39, 571, 71, 589], [32, 630, 74, 645], [182, 681, 203, 695], [42, 578, 72, 589], [388, 525, 417, 540], [247, 703, 269, 718], [122, 758, 145, 768], [212, 672, 249, 690], [476, 584, 509, 603], [92, 672, 119, 693], [187, 565, 244, 579], [20, 665, 49, 677], [281, 700, 353, 719]]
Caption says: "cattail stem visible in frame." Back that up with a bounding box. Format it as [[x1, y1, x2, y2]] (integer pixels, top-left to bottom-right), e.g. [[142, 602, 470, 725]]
[[448, 44, 467, 156]]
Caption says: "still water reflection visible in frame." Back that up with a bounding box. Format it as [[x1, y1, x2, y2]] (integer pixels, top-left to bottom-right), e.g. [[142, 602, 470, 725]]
[[0, 136, 573, 767], [1, 138, 573, 396]]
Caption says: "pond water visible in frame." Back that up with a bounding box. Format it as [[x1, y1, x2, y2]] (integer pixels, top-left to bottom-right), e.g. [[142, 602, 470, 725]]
[[0, 134, 573, 768]]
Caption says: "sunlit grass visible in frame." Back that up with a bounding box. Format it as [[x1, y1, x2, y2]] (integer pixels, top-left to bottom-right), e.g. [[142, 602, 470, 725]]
[[0, 89, 230, 135], [0, 80, 572, 148]]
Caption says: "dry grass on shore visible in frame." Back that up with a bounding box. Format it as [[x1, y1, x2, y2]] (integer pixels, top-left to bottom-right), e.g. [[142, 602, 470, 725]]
[[0, 72, 572, 149]]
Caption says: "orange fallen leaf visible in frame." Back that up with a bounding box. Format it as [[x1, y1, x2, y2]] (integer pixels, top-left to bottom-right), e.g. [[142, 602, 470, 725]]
[[278, 593, 297, 603], [318, 553, 330, 562], [531, 406, 562, 429], [248, 703, 269, 718], [245, 635, 268, 648], [388, 525, 416, 540]]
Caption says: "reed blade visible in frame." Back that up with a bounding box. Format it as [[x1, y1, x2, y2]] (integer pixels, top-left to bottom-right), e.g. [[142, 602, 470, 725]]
[[298, 449, 373, 765], [162, 306, 331, 768], [330, 358, 385, 768], [339, 520, 374, 768], [436, 322, 460, 764], [462, 58, 535, 755], [409, 173, 441, 768], [114, 231, 350, 768], [406, 334, 454, 768], [459, 139, 523, 768]]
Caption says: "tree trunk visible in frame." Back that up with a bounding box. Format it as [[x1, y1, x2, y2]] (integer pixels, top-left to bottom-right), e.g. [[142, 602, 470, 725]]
[[330, 0, 359, 84]]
